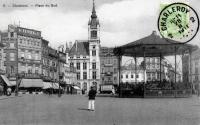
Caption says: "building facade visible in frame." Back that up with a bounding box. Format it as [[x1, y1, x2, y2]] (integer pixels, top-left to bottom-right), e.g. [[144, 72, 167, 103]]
[[0, 33, 6, 74], [121, 69, 144, 83], [2, 25, 42, 81], [100, 47, 119, 85], [68, 1, 100, 92], [58, 49, 66, 85], [64, 43, 77, 92]]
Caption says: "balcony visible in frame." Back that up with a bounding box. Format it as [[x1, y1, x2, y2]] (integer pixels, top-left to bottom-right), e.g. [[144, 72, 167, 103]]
[[104, 63, 113, 67], [102, 72, 113, 76], [18, 57, 41, 64]]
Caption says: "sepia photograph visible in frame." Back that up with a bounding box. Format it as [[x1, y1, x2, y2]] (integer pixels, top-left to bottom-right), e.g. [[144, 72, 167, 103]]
[[0, 0, 199, 125]]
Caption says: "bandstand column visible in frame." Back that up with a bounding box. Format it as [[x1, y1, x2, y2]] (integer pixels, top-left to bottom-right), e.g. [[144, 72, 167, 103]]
[[175, 47, 177, 86], [160, 53, 162, 84], [188, 49, 192, 92], [134, 55, 137, 84], [143, 48, 146, 97], [174, 46, 177, 97]]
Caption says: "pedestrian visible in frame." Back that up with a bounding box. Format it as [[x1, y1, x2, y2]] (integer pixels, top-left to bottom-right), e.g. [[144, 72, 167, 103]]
[[7, 87, 11, 96], [112, 87, 115, 95], [88, 86, 97, 111]]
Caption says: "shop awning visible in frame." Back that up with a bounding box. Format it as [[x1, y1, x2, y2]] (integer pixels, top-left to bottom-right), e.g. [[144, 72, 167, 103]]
[[1, 75, 12, 86], [43, 82, 53, 89], [52, 83, 59, 89], [19, 79, 43, 88], [9, 81, 16, 86], [73, 86, 81, 90]]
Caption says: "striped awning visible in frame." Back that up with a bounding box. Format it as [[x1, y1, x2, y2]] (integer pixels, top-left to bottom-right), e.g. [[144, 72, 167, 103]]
[[9, 81, 16, 86], [73, 86, 81, 90], [19, 79, 43, 88], [43, 82, 53, 89], [52, 83, 59, 89]]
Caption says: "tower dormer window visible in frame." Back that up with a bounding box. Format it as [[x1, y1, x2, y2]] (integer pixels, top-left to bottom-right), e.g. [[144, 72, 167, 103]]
[[91, 30, 97, 38]]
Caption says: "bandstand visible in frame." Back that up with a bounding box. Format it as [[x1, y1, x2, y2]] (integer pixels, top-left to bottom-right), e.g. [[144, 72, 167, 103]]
[[114, 31, 198, 98]]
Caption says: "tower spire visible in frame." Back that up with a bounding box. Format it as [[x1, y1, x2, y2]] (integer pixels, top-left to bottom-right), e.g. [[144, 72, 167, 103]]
[[91, 0, 97, 19]]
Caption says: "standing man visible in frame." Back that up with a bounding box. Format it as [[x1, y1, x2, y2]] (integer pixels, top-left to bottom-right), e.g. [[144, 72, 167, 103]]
[[88, 86, 97, 111]]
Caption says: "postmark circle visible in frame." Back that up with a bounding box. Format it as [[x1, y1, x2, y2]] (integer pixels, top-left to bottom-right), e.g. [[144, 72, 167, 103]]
[[158, 3, 199, 43]]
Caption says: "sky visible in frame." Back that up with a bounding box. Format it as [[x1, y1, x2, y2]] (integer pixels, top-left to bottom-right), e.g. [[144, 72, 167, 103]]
[[0, 0, 199, 49]]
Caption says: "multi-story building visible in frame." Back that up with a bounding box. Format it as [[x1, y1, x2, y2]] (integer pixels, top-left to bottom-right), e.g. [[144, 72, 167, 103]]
[[100, 47, 119, 85], [145, 57, 169, 81], [2, 25, 43, 86], [69, 1, 100, 92], [58, 48, 66, 86], [121, 67, 144, 83], [0, 33, 6, 74], [64, 43, 77, 93], [41, 39, 53, 82], [47, 47, 59, 82]]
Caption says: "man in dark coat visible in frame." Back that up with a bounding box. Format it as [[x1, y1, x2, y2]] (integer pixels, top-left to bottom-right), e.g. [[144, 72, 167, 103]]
[[88, 86, 97, 111]]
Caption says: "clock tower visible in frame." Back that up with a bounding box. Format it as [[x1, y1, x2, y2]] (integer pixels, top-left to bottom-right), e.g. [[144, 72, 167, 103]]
[[88, 0, 100, 90]]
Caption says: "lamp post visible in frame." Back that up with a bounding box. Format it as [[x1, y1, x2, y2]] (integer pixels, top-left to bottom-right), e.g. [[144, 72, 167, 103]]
[[15, 74, 19, 96], [15, 33, 19, 96]]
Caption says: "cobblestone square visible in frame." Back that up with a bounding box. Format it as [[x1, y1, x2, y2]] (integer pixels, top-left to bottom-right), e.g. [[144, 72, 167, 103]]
[[0, 95, 200, 125]]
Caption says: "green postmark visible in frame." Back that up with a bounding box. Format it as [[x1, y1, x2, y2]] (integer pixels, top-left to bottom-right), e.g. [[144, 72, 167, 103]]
[[158, 3, 199, 43]]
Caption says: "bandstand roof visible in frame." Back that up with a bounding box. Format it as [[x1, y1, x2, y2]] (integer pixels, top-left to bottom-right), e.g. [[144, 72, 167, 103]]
[[114, 31, 198, 57]]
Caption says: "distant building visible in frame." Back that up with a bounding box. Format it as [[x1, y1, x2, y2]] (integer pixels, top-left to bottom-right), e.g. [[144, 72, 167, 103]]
[[100, 47, 119, 85], [145, 57, 169, 81], [121, 68, 144, 83]]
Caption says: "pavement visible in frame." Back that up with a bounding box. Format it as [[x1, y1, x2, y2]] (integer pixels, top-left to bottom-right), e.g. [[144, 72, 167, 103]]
[[0, 94, 200, 125], [0, 94, 22, 100]]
